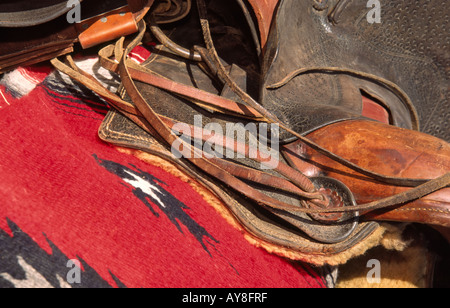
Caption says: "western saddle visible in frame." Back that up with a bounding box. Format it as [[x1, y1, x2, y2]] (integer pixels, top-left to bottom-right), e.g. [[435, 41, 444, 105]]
[[1, 0, 449, 270]]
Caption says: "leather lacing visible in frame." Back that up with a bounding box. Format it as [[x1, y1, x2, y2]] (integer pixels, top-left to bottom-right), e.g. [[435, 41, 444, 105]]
[[51, 0, 450, 219]]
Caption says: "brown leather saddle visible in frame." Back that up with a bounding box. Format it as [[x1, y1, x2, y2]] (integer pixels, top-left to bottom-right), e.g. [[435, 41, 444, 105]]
[[2, 0, 449, 267]]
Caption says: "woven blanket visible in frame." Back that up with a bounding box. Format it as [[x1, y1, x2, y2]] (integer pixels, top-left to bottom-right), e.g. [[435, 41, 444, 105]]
[[0, 46, 335, 288]]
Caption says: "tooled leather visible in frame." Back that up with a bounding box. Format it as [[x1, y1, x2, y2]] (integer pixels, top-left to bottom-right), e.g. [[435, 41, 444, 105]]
[[99, 107, 159, 152], [261, 0, 449, 142], [350, 0, 449, 141]]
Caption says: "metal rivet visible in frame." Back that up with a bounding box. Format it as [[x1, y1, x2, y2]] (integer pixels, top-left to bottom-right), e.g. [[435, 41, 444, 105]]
[[101, 17, 108, 23]]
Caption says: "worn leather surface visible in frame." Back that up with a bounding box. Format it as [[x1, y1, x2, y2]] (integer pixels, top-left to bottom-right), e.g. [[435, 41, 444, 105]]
[[0, 16, 77, 73], [42, 0, 445, 263], [106, 43, 449, 250], [283, 120, 450, 228], [0, 0, 142, 74], [0, 0, 134, 27], [246, 0, 279, 49], [0, 0, 74, 27], [261, 0, 449, 142], [98, 107, 381, 264], [120, 48, 365, 242], [91, 3, 386, 259]]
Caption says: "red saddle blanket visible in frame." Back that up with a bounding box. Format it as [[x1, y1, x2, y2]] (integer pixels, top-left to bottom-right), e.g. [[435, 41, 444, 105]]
[[0, 48, 330, 288]]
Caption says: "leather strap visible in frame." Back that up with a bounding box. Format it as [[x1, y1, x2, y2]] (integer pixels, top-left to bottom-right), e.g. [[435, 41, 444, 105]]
[[0, 0, 149, 27], [267, 66, 420, 131], [52, 19, 450, 218], [121, 20, 450, 213], [0, 0, 154, 73], [77, 0, 154, 48], [195, 0, 431, 189], [127, 0, 154, 20], [246, 0, 279, 49]]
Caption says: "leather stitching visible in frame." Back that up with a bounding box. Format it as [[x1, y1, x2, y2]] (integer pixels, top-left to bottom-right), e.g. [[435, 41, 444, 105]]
[[392, 207, 450, 214]]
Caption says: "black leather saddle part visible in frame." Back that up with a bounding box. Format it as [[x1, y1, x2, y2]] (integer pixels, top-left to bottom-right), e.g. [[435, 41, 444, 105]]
[[261, 0, 449, 143]]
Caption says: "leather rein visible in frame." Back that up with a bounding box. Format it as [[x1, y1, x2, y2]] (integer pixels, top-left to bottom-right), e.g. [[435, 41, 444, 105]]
[[51, 0, 450, 218]]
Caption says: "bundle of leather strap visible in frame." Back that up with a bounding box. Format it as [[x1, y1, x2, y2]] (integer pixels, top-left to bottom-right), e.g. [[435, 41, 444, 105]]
[[1, 0, 449, 273]]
